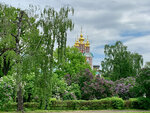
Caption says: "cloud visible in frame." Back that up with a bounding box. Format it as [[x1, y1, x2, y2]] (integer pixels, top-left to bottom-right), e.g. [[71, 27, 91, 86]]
[[1, 0, 150, 66], [124, 35, 150, 64]]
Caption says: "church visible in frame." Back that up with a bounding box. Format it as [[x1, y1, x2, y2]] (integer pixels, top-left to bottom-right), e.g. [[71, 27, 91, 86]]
[[74, 31, 93, 67]]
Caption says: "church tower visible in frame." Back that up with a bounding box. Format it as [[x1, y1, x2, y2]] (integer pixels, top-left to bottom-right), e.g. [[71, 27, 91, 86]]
[[74, 29, 93, 67]]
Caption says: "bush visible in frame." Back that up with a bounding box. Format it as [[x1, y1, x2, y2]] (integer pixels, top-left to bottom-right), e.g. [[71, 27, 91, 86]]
[[129, 98, 139, 109], [136, 97, 150, 110], [101, 97, 124, 109], [63, 83, 81, 100], [4, 102, 17, 111], [50, 97, 124, 110], [80, 70, 114, 100], [114, 77, 136, 99], [6, 97, 150, 110], [93, 76, 114, 99], [23, 73, 36, 102], [24, 102, 39, 110], [0, 75, 16, 110], [4, 102, 39, 111], [124, 97, 150, 110], [136, 68, 150, 98], [52, 74, 81, 100]]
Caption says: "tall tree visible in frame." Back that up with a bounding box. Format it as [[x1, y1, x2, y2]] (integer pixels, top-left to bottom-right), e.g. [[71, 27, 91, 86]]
[[35, 7, 74, 109], [101, 41, 143, 81], [0, 4, 39, 111]]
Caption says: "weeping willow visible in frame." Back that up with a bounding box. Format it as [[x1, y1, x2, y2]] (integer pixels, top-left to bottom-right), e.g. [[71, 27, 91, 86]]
[[35, 7, 74, 109]]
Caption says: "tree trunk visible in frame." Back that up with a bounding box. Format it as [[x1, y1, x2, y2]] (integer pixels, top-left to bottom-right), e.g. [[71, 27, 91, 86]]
[[17, 84, 23, 112]]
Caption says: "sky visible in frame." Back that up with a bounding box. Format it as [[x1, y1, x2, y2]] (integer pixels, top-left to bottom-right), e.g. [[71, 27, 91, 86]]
[[1, 0, 150, 66]]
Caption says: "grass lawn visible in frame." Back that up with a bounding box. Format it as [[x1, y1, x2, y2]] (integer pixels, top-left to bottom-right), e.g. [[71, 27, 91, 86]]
[[1, 110, 150, 113]]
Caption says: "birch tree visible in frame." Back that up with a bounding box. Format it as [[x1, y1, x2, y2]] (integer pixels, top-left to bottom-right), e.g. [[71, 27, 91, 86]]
[[0, 4, 39, 111], [35, 7, 74, 109]]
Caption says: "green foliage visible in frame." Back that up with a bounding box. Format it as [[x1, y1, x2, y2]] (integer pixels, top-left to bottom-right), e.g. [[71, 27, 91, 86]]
[[0, 75, 16, 110], [0, 4, 18, 76], [52, 74, 68, 99], [4, 102, 39, 111], [0, 3, 40, 111], [54, 47, 91, 77], [50, 97, 124, 110], [136, 97, 150, 110], [124, 98, 138, 109], [34, 6, 74, 109], [0, 4, 74, 110], [52, 73, 81, 100], [62, 83, 81, 100], [101, 97, 124, 109], [23, 73, 36, 102], [5, 97, 150, 110], [125, 97, 150, 110], [101, 41, 143, 81], [53, 47, 91, 100], [136, 68, 150, 98], [24, 102, 39, 110]]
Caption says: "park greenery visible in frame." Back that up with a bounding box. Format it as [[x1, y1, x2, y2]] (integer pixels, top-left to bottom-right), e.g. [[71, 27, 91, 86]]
[[0, 3, 150, 112]]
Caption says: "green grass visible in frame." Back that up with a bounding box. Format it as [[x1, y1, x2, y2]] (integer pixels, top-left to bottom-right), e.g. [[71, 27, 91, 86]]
[[1, 110, 150, 113]]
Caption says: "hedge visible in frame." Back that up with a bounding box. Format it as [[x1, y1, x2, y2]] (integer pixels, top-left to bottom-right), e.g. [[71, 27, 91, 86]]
[[124, 97, 150, 110], [4, 102, 39, 111], [3, 97, 150, 111], [50, 97, 124, 110]]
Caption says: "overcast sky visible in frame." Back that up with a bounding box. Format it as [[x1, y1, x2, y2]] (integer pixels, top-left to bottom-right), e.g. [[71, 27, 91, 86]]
[[1, 0, 150, 66]]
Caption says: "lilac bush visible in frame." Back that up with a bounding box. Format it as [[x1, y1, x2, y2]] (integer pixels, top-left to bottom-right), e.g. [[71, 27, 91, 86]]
[[81, 75, 114, 99], [65, 69, 115, 100], [64, 69, 94, 100], [65, 69, 137, 100], [114, 77, 136, 99], [0, 75, 15, 109]]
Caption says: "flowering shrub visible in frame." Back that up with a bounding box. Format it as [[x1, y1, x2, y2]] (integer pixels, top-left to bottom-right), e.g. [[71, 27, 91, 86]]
[[53, 74, 81, 100], [114, 77, 136, 99], [82, 75, 114, 99], [65, 69, 114, 100], [0, 75, 16, 109], [62, 83, 81, 100]]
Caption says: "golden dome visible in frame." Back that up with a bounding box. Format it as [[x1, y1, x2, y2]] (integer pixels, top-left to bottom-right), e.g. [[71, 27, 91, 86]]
[[79, 33, 84, 44], [85, 39, 90, 47], [74, 39, 79, 47]]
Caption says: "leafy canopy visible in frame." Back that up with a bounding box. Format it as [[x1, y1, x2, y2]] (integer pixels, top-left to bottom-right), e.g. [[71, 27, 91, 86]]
[[54, 46, 91, 77], [101, 41, 143, 81]]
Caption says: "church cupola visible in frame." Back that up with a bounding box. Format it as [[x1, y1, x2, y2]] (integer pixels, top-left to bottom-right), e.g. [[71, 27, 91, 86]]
[[74, 39, 79, 47], [79, 33, 84, 44], [85, 37, 90, 53]]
